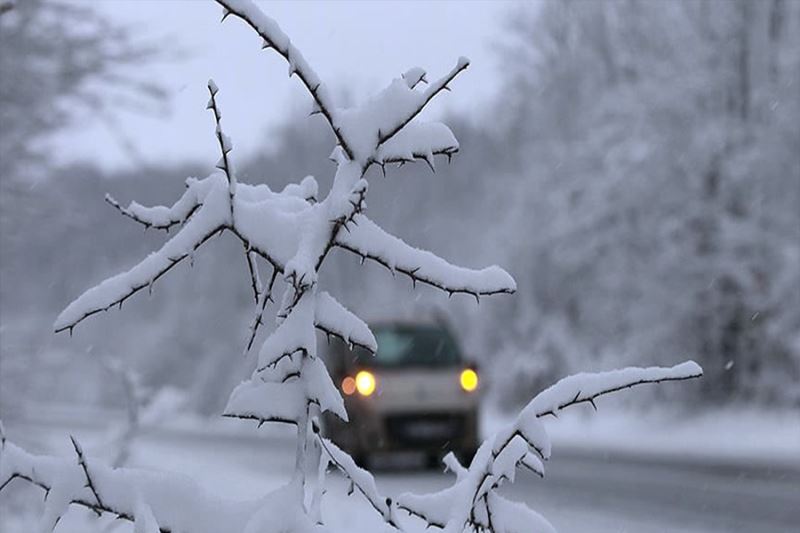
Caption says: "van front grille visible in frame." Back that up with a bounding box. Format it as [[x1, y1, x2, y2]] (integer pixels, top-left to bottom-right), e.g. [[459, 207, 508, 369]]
[[384, 413, 466, 447]]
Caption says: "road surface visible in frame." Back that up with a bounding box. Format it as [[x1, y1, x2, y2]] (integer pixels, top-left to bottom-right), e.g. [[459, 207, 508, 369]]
[[2, 418, 798, 532]]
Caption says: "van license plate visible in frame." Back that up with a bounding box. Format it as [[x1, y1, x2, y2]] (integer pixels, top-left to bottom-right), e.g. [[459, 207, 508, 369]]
[[403, 420, 453, 439]]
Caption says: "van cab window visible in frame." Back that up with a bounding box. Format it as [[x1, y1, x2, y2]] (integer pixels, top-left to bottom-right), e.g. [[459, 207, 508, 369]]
[[358, 325, 461, 368]]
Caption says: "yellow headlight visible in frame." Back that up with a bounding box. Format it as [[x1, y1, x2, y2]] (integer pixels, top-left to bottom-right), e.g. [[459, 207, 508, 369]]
[[355, 370, 376, 397], [460, 368, 478, 392]]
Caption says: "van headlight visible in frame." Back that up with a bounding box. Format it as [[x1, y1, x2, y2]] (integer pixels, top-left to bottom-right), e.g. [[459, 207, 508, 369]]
[[355, 370, 376, 397], [341, 376, 357, 396], [460, 368, 478, 392]]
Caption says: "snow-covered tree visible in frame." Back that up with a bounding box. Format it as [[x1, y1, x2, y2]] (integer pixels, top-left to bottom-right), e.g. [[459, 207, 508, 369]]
[[0, 0, 166, 416], [0, 1, 702, 531], [490, 0, 799, 404]]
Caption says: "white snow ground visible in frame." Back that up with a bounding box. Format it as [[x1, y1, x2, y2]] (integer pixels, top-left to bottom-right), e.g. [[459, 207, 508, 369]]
[[2, 406, 798, 532]]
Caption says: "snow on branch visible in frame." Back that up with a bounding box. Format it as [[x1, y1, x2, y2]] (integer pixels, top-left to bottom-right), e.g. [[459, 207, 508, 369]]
[[373, 121, 459, 173], [55, 175, 232, 334], [313, 426, 398, 529], [104, 179, 202, 232], [227, 359, 347, 426], [398, 362, 702, 533], [373, 58, 469, 151], [224, 379, 311, 426], [315, 291, 377, 354], [215, 0, 355, 160], [243, 266, 278, 352], [485, 493, 557, 533], [528, 361, 703, 419], [56, 173, 318, 335], [244, 245, 263, 303], [215, 1, 467, 168], [396, 485, 455, 529], [207, 78, 238, 203], [31, 4, 706, 533], [55, 82, 323, 336], [256, 290, 316, 372], [336, 59, 469, 164], [335, 214, 517, 299], [70, 435, 105, 515], [0, 438, 271, 532]]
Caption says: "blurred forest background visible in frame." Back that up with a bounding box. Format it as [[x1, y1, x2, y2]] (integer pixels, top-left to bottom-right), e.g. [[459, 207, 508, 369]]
[[1, 0, 798, 418]]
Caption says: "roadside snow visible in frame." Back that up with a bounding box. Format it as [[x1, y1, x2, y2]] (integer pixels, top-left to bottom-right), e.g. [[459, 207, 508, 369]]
[[483, 404, 800, 468]]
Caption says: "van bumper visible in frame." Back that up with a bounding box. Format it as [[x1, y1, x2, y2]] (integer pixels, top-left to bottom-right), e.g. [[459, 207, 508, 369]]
[[324, 404, 479, 456]]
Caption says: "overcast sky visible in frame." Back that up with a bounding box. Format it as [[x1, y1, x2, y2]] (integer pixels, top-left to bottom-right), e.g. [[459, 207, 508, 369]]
[[54, 0, 523, 172]]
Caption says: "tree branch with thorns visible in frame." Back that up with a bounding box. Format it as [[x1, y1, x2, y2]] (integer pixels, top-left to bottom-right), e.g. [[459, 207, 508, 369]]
[[1, 1, 702, 531]]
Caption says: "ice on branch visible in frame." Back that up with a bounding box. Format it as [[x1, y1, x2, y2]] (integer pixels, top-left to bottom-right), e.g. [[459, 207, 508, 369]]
[[336, 214, 516, 298]]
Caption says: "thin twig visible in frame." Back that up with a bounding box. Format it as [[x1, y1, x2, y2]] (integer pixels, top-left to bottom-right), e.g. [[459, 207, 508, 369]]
[[215, 0, 354, 160], [70, 436, 105, 516]]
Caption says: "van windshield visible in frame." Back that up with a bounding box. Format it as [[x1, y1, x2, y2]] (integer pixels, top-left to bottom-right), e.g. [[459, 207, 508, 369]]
[[358, 325, 461, 368]]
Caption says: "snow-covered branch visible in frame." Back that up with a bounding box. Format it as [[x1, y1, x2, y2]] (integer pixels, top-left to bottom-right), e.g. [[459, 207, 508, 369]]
[[314, 291, 377, 354], [244, 265, 278, 352], [529, 361, 704, 419], [214, 1, 468, 170], [0, 437, 298, 533], [244, 245, 263, 303], [334, 59, 469, 165], [206, 78, 237, 201], [70, 435, 105, 515], [372, 121, 459, 173], [398, 362, 703, 532], [336, 214, 516, 299], [55, 177, 230, 334], [313, 425, 399, 529], [215, 0, 355, 160], [104, 184, 201, 232], [373, 58, 470, 151], [28, 3, 709, 532]]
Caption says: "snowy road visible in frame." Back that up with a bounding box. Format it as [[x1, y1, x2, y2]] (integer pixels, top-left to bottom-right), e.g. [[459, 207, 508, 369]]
[[500, 449, 799, 533], [4, 419, 799, 532]]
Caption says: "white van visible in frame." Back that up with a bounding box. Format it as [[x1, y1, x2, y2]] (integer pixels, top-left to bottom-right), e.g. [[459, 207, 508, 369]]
[[322, 321, 480, 468]]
